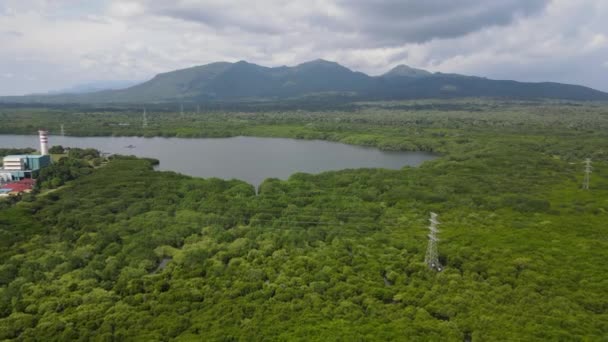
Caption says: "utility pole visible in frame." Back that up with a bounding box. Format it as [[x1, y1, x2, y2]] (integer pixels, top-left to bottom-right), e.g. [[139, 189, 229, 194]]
[[60, 124, 65, 136], [142, 108, 148, 128], [197, 104, 200, 114], [425, 212, 442, 271], [583, 158, 592, 190]]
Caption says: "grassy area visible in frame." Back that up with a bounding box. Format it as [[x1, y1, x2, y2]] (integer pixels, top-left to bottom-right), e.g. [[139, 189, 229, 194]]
[[49, 153, 67, 162]]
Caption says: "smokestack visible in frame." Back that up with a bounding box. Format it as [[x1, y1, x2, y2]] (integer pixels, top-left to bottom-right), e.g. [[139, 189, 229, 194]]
[[38, 130, 49, 155]]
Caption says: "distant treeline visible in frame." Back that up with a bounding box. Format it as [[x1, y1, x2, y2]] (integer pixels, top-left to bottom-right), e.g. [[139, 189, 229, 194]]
[[0, 97, 587, 114]]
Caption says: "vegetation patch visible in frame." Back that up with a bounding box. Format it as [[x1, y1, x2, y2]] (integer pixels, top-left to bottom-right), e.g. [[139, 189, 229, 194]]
[[0, 100, 607, 340]]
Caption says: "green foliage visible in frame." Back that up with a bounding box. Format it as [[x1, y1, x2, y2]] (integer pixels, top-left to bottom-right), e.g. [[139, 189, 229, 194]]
[[48, 145, 65, 154], [0, 148, 36, 158], [36, 157, 92, 190], [0, 101, 607, 340], [67, 148, 99, 160]]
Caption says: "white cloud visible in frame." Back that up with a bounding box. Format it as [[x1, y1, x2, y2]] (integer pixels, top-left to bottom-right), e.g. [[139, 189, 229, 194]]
[[385, 0, 608, 90], [586, 34, 608, 51], [108, 1, 144, 17], [0, 0, 607, 95]]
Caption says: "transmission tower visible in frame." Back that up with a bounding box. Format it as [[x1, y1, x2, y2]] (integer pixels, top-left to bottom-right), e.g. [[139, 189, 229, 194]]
[[424, 212, 442, 271], [60, 124, 65, 136], [582, 158, 592, 190], [142, 108, 148, 128], [180, 103, 184, 116], [197, 104, 200, 114]]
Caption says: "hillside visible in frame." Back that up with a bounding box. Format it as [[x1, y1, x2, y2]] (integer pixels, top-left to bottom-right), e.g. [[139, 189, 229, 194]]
[[2, 60, 608, 103], [382, 65, 432, 78]]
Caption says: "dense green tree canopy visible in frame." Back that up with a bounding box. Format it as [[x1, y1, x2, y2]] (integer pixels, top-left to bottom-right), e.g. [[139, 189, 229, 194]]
[[0, 101, 607, 340]]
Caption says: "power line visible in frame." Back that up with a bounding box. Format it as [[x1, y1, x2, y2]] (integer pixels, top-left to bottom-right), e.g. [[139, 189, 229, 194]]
[[203, 216, 413, 233], [196, 205, 388, 216], [175, 207, 412, 226], [194, 209, 402, 222]]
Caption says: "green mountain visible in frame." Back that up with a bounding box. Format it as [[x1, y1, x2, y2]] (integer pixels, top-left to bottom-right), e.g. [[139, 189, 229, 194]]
[[2, 60, 608, 103], [382, 65, 432, 78]]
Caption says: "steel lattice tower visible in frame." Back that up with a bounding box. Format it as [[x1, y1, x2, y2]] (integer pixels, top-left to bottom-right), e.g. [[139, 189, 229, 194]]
[[425, 212, 442, 271], [142, 108, 148, 128], [60, 124, 65, 136], [583, 158, 592, 190]]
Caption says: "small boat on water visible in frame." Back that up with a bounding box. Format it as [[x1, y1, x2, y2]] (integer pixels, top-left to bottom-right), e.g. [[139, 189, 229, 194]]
[[125, 145, 136, 149]]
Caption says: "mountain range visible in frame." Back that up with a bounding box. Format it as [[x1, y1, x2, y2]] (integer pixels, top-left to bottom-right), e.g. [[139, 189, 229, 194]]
[[43, 80, 140, 95], [2, 59, 608, 104]]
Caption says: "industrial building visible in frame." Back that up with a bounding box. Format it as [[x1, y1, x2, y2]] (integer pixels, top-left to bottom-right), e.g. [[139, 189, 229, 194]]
[[0, 154, 51, 181], [0, 130, 51, 194]]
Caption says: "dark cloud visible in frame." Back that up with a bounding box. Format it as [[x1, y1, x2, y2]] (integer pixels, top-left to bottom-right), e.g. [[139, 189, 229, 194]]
[[139, 0, 550, 47], [143, 2, 286, 35], [322, 0, 551, 46], [336, 0, 548, 21]]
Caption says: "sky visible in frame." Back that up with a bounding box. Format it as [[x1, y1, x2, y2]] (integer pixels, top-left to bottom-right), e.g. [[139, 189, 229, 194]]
[[1, 0, 607, 95]]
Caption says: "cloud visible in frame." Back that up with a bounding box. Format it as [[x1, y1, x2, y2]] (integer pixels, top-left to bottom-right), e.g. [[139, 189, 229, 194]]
[[126, 0, 550, 47], [108, 1, 144, 17], [411, 0, 608, 84], [586, 34, 608, 51], [330, 0, 550, 45], [2, 30, 22, 37], [0, 0, 607, 95]]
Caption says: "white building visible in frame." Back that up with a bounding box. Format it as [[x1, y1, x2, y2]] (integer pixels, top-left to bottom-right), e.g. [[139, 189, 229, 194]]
[[2, 156, 25, 171]]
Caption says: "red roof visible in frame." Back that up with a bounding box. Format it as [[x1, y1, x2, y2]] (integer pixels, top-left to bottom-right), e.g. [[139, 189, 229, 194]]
[[2, 179, 35, 192]]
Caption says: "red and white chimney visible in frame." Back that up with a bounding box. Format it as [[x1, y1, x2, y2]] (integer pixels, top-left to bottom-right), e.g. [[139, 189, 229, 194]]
[[38, 130, 49, 155]]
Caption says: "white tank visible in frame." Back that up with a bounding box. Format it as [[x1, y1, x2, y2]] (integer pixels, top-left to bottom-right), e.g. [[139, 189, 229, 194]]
[[39, 130, 49, 155]]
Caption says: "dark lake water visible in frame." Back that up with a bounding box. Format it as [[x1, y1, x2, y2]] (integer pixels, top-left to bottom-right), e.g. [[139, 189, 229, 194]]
[[0, 135, 437, 188]]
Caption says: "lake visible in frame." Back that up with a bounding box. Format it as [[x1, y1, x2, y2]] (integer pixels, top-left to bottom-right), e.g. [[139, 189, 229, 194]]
[[0, 135, 437, 188]]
